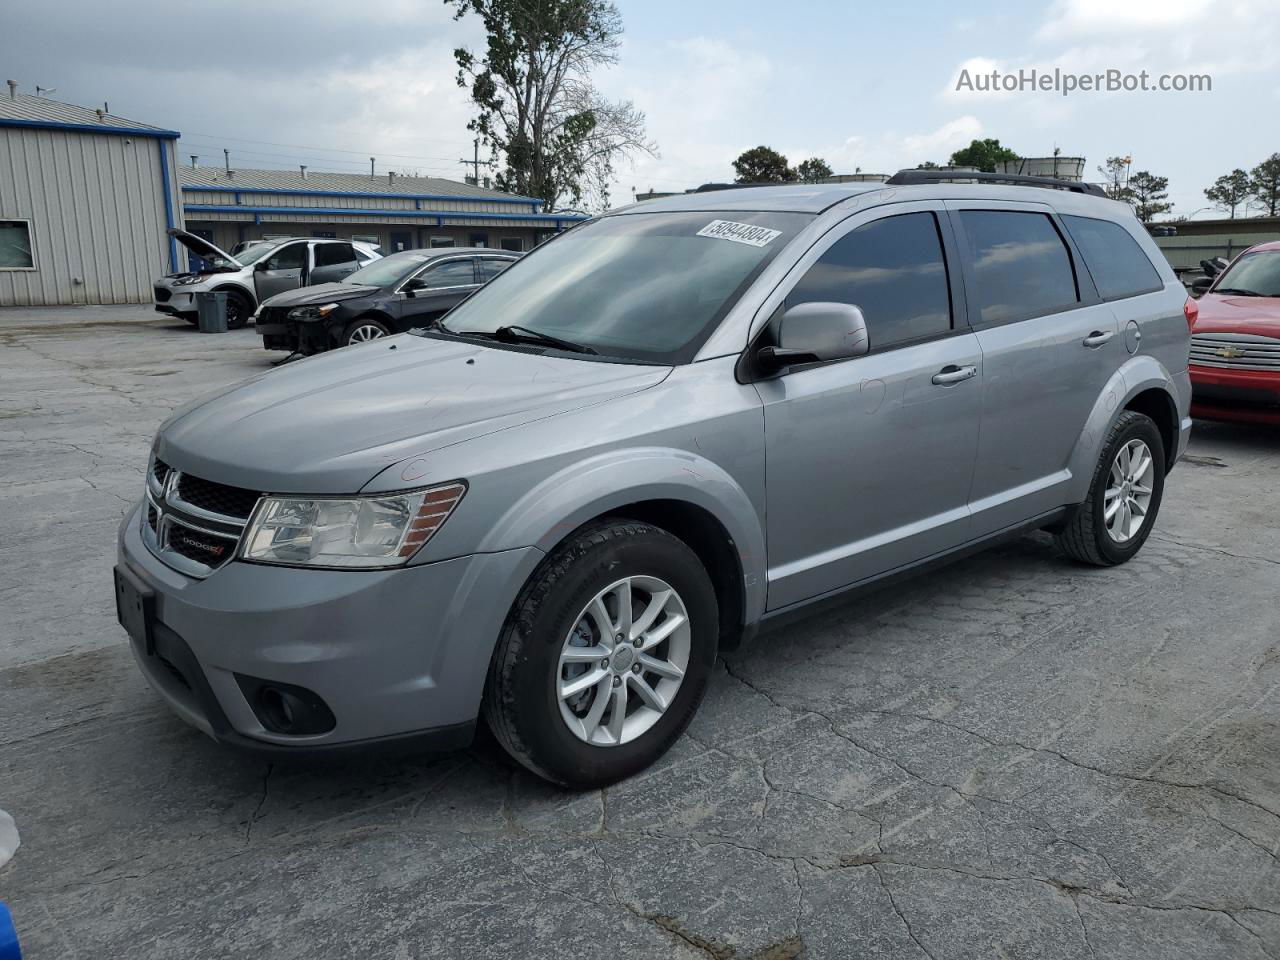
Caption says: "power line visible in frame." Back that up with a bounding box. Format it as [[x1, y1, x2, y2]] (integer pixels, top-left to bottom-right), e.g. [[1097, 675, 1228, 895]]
[[181, 130, 474, 164]]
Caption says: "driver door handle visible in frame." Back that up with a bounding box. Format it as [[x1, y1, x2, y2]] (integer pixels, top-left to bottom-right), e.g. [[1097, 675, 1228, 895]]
[[1083, 330, 1116, 348], [931, 364, 978, 386]]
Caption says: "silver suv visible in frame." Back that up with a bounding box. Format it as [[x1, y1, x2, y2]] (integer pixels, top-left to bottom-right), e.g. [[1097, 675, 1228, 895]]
[[115, 174, 1192, 786]]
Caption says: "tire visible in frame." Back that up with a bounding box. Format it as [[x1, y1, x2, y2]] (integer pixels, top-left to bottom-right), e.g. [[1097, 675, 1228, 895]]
[[1055, 410, 1165, 566], [483, 520, 718, 787], [343, 318, 391, 347], [223, 291, 253, 330]]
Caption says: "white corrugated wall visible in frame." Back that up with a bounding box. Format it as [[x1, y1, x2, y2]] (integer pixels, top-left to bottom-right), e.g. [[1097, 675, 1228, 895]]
[[0, 127, 181, 306]]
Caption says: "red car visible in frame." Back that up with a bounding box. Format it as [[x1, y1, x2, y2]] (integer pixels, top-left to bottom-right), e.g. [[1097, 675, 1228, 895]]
[[1189, 240, 1280, 424]]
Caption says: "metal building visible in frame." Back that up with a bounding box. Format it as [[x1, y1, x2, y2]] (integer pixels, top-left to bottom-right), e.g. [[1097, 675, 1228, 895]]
[[177, 166, 585, 261], [0, 84, 182, 306]]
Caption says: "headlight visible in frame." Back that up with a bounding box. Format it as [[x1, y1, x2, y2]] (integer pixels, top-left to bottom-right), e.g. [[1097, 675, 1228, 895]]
[[287, 303, 340, 321], [173, 275, 209, 286], [241, 482, 466, 569]]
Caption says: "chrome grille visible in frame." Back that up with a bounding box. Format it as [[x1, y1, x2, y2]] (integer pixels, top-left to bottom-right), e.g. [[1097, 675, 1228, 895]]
[[1189, 333, 1280, 372], [143, 456, 261, 578]]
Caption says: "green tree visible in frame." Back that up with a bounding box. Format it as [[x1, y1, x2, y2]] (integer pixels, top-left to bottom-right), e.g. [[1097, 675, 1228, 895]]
[[948, 138, 1019, 172], [915, 160, 940, 169], [1249, 153, 1280, 217], [1128, 170, 1173, 222], [1097, 156, 1132, 202], [733, 146, 795, 183], [446, 0, 655, 212], [795, 157, 833, 183], [1204, 169, 1251, 219]]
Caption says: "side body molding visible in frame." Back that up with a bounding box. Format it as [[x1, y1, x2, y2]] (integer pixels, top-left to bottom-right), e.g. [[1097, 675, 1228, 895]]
[[473, 447, 769, 628]]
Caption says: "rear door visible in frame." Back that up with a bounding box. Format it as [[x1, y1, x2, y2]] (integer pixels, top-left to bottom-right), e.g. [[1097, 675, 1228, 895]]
[[757, 204, 983, 609], [397, 257, 479, 329], [310, 242, 361, 284], [947, 202, 1121, 534], [253, 241, 308, 302]]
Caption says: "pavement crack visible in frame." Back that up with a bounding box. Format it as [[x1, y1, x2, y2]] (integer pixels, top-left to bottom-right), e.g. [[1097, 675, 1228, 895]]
[[244, 762, 273, 843], [871, 863, 937, 960], [1149, 534, 1280, 568]]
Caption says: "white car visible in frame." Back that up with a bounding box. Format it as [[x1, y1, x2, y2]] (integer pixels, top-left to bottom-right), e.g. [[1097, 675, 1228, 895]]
[[153, 231, 382, 329]]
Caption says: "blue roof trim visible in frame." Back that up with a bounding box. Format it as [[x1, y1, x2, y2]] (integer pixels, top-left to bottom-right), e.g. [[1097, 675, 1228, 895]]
[[182, 203, 585, 224], [0, 118, 181, 139], [181, 184, 542, 208]]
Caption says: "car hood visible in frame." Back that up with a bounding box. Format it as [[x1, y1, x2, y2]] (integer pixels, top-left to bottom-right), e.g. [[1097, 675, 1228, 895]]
[[168, 228, 242, 268], [156, 334, 671, 494], [1194, 293, 1280, 338], [260, 283, 378, 309]]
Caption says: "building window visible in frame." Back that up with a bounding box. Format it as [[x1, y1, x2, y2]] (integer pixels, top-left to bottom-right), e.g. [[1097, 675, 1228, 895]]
[[469, 232, 489, 248], [500, 236, 524, 252], [0, 220, 35, 270], [351, 234, 380, 246], [430, 236, 456, 248], [312, 230, 337, 239]]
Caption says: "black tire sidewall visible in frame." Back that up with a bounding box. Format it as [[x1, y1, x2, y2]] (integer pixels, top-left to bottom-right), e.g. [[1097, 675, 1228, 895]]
[[1090, 415, 1165, 564], [224, 292, 251, 330], [504, 529, 718, 786], [344, 318, 390, 346]]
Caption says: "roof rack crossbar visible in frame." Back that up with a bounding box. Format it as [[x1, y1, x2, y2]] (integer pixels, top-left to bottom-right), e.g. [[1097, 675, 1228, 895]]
[[886, 169, 1107, 198]]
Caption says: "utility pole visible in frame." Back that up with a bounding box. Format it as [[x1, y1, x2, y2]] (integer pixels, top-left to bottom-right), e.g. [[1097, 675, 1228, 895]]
[[459, 138, 492, 184]]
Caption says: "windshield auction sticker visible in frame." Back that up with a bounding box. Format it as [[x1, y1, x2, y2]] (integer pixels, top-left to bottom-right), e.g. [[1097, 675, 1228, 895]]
[[696, 220, 782, 248]]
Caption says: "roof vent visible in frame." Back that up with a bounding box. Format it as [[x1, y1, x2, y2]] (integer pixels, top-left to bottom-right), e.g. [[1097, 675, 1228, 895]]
[[300, 165, 307, 180], [95, 108, 105, 122], [6, 80, 16, 101], [388, 171, 396, 185]]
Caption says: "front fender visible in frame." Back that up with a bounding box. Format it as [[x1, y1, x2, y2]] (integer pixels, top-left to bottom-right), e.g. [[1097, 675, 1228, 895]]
[[475, 447, 768, 626], [1064, 355, 1184, 504]]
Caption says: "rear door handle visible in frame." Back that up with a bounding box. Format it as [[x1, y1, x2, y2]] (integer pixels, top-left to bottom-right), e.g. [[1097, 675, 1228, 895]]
[[1083, 330, 1116, 348], [931, 364, 978, 386]]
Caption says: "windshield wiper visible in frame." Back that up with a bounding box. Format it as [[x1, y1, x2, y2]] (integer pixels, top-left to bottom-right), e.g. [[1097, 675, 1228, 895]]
[[1214, 287, 1262, 297], [491, 325, 598, 355]]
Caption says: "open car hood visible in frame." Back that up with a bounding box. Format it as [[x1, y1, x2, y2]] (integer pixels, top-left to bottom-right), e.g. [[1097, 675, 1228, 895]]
[[168, 229, 242, 268]]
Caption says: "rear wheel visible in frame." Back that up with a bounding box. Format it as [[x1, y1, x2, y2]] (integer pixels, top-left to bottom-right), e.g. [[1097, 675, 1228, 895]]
[[1055, 410, 1165, 566], [343, 318, 391, 347], [483, 520, 718, 787]]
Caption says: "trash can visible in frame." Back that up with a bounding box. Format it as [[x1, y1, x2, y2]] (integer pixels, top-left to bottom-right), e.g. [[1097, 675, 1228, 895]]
[[195, 291, 229, 334]]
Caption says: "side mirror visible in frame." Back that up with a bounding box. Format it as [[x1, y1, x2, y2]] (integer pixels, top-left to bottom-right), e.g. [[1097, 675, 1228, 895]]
[[1191, 276, 1213, 295], [254, 261, 269, 272], [757, 302, 870, 373], [402, 277, 428, 297]]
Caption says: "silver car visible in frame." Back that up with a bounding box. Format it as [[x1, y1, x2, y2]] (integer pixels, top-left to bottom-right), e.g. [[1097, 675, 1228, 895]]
[[115, 174, 1193, 786], [152, 231, 382, 329]]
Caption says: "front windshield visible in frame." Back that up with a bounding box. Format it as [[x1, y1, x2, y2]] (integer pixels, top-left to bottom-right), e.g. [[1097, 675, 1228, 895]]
[[233, 241, 285, 267], [344, 252, 430, 288], [437, 210, 811, 364], [1213, 251, 1280, 297]]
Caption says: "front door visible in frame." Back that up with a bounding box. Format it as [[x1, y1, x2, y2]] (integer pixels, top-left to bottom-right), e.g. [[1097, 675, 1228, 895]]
[[254, 241, 308, 302], [947, 203, 1123, 535], [758, 206, 983, 610], [395, 257, 479, 330], [389, 231, 412, 254]]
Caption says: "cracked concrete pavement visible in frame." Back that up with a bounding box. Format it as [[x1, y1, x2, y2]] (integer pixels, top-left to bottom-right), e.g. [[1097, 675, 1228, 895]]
[[1, 305, 1278, 959]]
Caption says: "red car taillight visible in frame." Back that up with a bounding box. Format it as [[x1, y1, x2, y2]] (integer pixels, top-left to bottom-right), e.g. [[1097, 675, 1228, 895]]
[[1184, 296, 1198, 332]]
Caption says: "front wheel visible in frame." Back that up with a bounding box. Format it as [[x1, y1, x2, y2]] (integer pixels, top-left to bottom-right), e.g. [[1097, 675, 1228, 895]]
[[483, 521, 718, 787], [224, 291, 253, 330], [343, 318, 391, 347], [1055, 410, 1165, 566]]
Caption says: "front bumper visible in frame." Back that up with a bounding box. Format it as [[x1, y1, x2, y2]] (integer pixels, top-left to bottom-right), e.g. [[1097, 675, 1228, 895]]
[[154, 288, 196, 317], [117, 502, 543, 754], [1190, 364, 1280, 424], [256, 312, 337, 354]]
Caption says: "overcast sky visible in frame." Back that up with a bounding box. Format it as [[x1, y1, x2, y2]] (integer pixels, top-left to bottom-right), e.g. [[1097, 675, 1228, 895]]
[[6, 0, 1278, 215]]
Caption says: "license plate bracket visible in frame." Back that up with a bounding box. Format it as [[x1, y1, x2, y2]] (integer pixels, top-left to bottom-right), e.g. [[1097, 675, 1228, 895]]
[[114, 564, 156, 655]]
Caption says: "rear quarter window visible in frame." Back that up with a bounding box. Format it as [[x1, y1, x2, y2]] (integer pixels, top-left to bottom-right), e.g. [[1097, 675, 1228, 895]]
[[1062, 215, 1163, 301]]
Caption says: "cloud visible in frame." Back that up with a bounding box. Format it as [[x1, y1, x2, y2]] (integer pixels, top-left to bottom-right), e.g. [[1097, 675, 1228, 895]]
[[818, 116, 985, 174], [1037, 0, 1215, 39]]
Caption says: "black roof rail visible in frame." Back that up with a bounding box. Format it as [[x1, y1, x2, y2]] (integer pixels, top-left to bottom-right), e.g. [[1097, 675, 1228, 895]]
[[886, 169, 1108, 198]]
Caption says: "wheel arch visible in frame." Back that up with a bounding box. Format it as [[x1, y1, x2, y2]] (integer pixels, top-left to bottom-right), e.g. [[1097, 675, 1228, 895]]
[[467, 448, 767, 647], [209, 282, 256, 308]]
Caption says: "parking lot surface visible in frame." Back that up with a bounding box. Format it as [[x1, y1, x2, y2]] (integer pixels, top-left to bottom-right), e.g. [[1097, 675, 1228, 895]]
[[1, 306, 1278, 959]]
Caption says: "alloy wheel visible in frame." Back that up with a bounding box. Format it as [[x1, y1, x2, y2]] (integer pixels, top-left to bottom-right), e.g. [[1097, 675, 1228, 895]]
[[1104, 438, 1154, 543], [348, 324, 386, 344], [557, 576, 691, 746]]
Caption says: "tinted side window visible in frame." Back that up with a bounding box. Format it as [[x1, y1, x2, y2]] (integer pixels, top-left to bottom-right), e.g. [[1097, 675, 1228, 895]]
[[479, 257, 514, 281], [786, 212, 952, 350], [959, 211, 1078, 325], [1061, 215, 1163, 300], [314, 243, 357, 268], [422, 259, 476, 288], [264, 243, 306, 271]]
